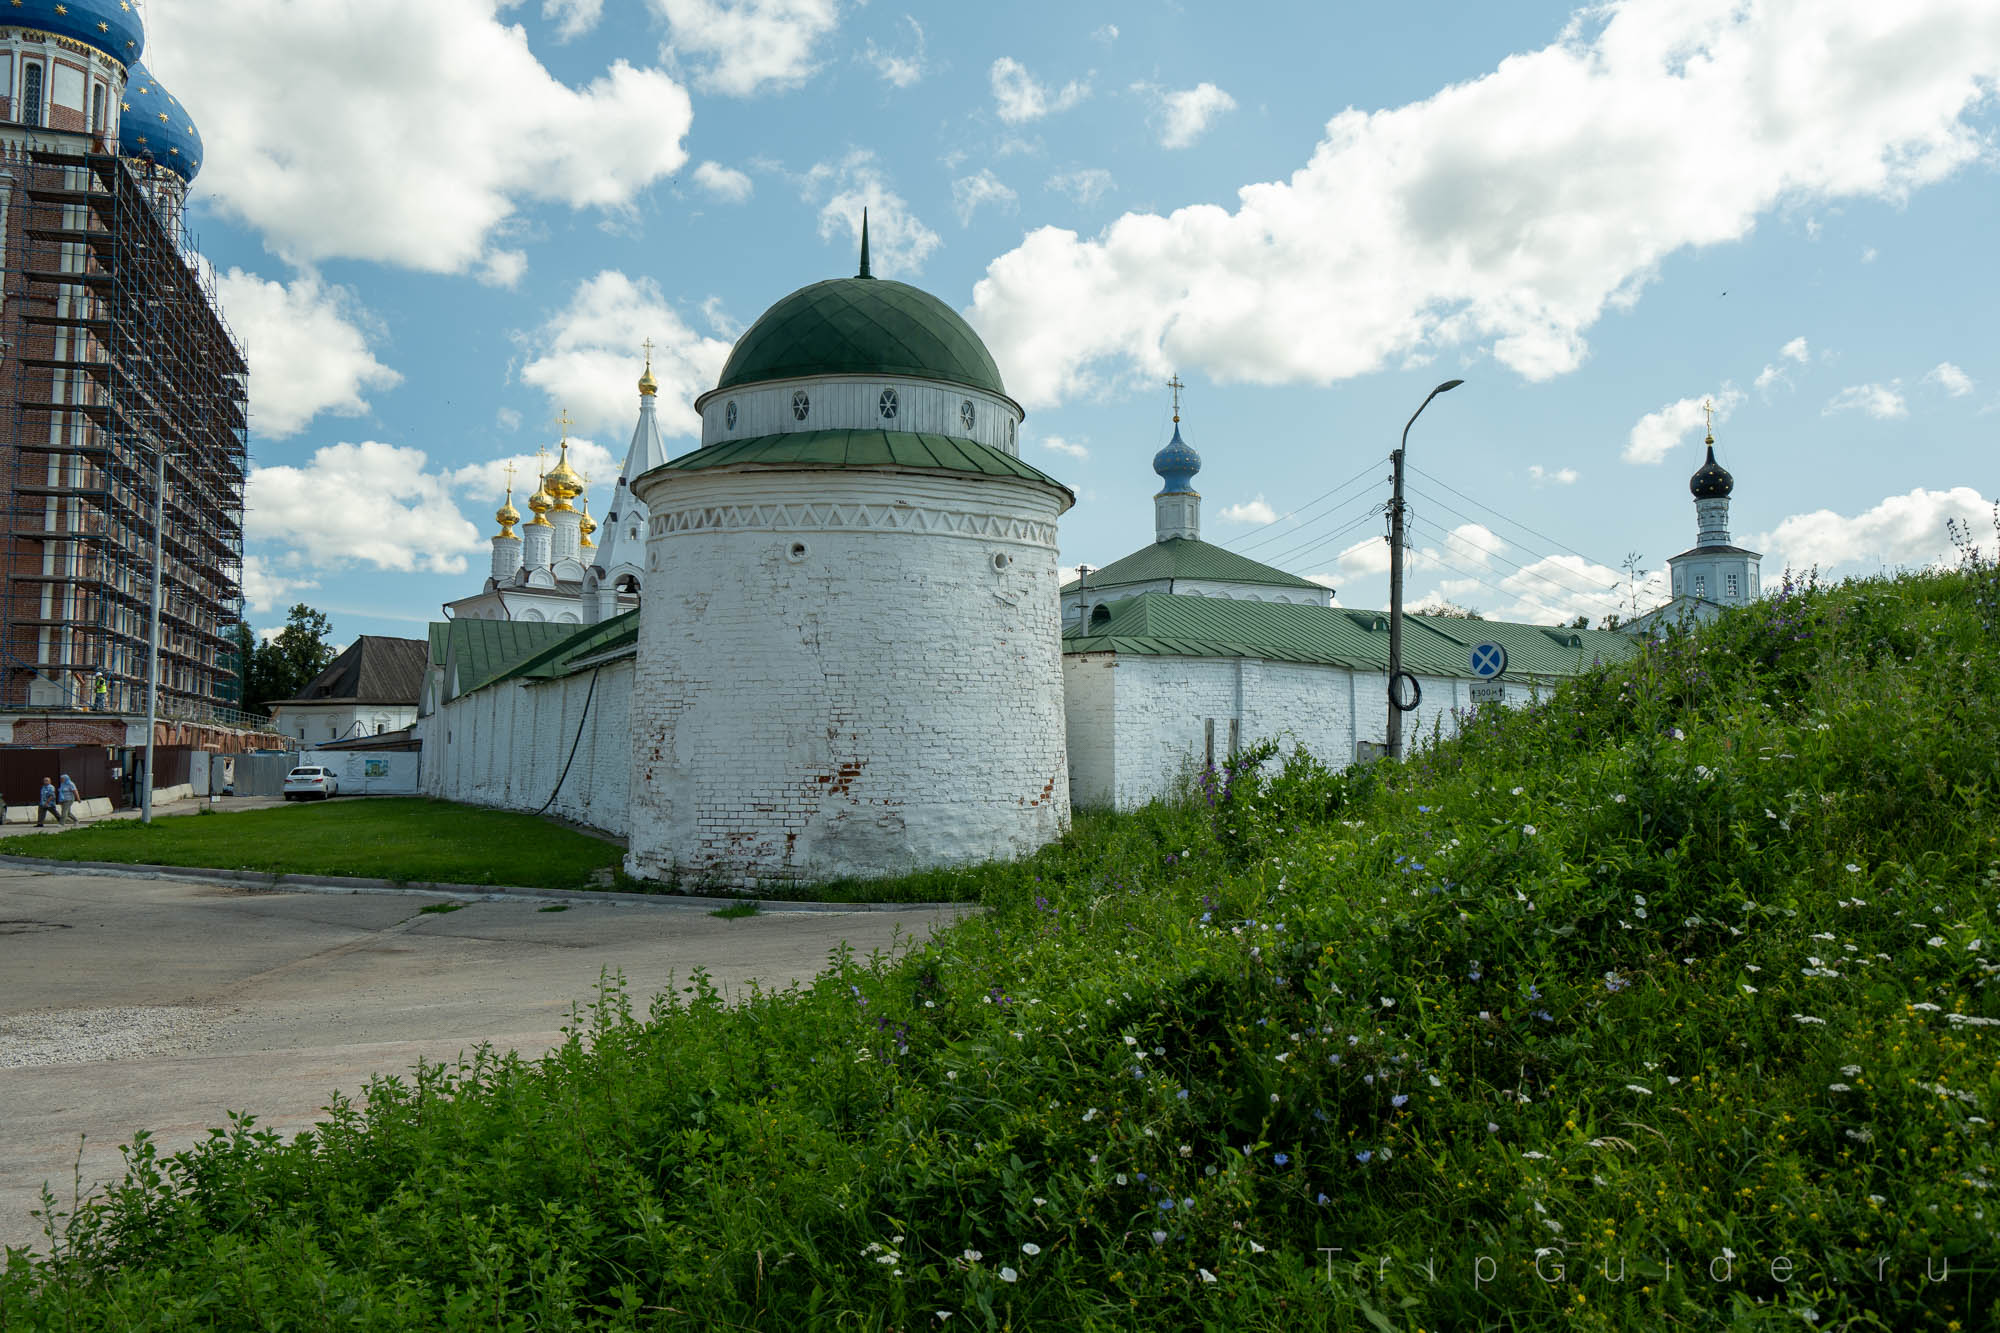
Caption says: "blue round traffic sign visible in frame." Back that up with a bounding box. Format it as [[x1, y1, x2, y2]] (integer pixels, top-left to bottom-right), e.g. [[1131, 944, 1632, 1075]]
[[1470, 642, 1507, 679]]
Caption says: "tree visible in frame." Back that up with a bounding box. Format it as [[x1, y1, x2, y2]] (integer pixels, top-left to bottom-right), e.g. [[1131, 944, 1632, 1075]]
[[240, 604, 336, 714]]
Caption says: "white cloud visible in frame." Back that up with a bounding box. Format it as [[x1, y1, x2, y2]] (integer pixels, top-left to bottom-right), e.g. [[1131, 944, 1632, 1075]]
[[806, 151, 941, 277], [953, 169, 1018, 226], [240, 554, 320, 616], [1427, 553, 1653, 625], [496, 407, 523, 432], [1824, 381, 1907, 419], [1751, 486, 1995, 576], [1925, 361, 1975, 396], [1218, 495, 1278, 524], [1039, 435, 1089, 461], [693, 160, 755, 203], [1333, 522, 1504, 579], [969, 0, 2000, 408], [542, 0, 604, 41], [451, 437, 621, 503], [701, 295, 744, 339], [519, 270, 734, 439], [1046, 168, 1115, 206], [1094, 24, 1120, 44], [1139, 81, 1238, 149], [1528, 464, 1579, 485], [247, 442, 484, 575], [215, 268, 402, 440], [652, 0, 840, 96], [145, 0, 693, 278], [1861, 246, 1879, 262], [1624, 388, 1743, 464], [1780, 337, 1810, 364], [862, 15, 926, 88], [991, 57, 1090, 124]]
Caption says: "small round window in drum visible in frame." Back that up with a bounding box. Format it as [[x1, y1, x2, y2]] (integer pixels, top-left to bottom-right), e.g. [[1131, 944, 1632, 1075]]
[[960, 399, 976, 431], [878, 387, 899, 421], [791, 389, 810, 422], [724, 400, 738, 430]]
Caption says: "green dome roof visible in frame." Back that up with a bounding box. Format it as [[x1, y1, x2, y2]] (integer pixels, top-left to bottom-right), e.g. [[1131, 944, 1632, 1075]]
[[716, 276, 1008, 398]]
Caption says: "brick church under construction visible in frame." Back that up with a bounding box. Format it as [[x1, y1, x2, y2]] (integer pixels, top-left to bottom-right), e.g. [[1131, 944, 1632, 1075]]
[[0, 3, 257, 758]]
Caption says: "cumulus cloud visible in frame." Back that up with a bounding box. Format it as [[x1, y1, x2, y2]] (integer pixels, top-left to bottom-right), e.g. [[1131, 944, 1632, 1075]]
[[247, 442, 484, 575], [1046, 167, 1115, 206], [1218, 495, 1278, 524], [651, 0, 840, 96], [693, 160, 755, 202], [240, 554, 320, 616], [542, 0, 604, 40], [969, 0, 2000, 408], [1780, 336, 1811, 364], [862, 15, 926, 88], [1824, 382, 1908, 419], [1752, 486, 1995, 576], [953, 169, 1018, 226], [215, 268, 402, 440], [1038, 435, 1089, 461], [1624, 389, 1744, 464], [451, 437, 621, 502], [806, 151, 941, 276], [1138, 81, 1238, 149], [1925, 361, 1975, 396], [991, 57, 1090, 124], [1427, 553, 1654, 625], [1528, 464, 1579, 485], [146, 0, 694, 277], [1756, 335, 1813, 391], [519, 270, 734, 439]]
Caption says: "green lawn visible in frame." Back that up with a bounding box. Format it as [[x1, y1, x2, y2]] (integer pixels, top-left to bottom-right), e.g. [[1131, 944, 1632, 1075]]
[[0, 798, 624, 892]]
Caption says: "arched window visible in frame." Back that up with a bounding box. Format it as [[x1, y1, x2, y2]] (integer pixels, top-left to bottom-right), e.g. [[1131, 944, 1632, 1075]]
[[21, 64, 43, 128]]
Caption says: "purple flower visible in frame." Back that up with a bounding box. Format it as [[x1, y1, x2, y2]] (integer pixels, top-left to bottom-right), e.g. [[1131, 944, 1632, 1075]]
[[1391, 1094, 1409, 1109], [1273, 1153, 1290, 1166], [1355, 1150, 1373, 1164]]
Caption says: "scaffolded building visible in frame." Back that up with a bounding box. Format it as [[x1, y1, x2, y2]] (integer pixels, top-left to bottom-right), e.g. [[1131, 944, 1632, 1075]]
[[0, 26, 247, 721]]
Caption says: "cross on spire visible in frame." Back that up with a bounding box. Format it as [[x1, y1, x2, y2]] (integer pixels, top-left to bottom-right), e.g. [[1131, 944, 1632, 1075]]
[[641, 337, 654, 369], [502, 459, 517, 498], [1167, 374, 1185, 424], [556, 408, 572, 442], [1703, 397, 1714, 445]]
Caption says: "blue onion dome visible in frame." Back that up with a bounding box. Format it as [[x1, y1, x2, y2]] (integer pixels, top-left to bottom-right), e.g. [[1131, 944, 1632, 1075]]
[[1689, 440, 1733, 499], [10, 0, 144, 65], [120, 63, 202, 183], [1152, 423, 1201, 494]]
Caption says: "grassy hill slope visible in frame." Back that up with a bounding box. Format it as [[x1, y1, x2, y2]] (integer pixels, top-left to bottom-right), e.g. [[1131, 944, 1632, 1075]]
[[6, 563, 2000, 1330]]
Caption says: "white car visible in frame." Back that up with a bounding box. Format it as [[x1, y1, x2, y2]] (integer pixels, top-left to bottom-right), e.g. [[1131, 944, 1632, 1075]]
[[283, 766, 340, 801]]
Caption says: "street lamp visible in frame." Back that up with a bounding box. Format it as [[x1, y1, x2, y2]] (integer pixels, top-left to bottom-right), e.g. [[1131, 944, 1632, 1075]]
[[1385, 378, 1463, 762]]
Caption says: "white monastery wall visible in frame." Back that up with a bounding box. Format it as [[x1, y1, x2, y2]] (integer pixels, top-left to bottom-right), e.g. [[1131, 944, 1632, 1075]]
[[627, 467, 1070, 886], [426, 659, 633, 834], [273, 701, 418, 745], [1062, 652, 1117, 807]]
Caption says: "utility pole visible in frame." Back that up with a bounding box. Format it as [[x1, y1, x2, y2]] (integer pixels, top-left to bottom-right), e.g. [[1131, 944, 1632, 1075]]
[[1385, 379, 1464, 762]]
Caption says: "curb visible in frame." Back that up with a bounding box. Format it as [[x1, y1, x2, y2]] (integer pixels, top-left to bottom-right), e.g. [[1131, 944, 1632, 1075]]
[[0, 855, 981, 915]]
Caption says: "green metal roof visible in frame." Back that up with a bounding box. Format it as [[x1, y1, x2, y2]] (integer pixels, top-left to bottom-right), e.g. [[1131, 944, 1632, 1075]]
[[716, 278, 1008, 397], [659, 429, 1071, 497], [1063, 595, 1639, 678], [471, 610, 641, 693], [433, 619, 580, 702], [1062, 537, 1329, 593]]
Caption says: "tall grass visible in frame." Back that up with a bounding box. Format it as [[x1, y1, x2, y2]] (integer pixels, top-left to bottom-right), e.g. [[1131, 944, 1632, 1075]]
[[5, 558, 1999, 1329]]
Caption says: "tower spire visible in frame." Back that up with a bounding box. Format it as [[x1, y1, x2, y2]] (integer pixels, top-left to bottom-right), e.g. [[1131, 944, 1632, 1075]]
[[858, 207, 871, 279]]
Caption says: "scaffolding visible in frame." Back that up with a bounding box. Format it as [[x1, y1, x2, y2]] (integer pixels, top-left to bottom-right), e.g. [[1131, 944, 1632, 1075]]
[[0, 143, 248, 717]]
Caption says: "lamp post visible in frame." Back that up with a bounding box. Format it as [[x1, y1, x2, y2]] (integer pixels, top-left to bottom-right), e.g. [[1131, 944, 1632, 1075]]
[[1385, 378, 1463, 762]]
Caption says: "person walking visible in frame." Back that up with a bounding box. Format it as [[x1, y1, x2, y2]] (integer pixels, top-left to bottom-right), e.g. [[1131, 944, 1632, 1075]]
[[56, 773, 80, 825], [36, 777, 56, 828]]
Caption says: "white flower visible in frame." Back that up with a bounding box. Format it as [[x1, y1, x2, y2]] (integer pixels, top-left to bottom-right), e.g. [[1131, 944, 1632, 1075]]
[[1380, 996, 1395, 1008], [1123, 1034, 1138, 1046], [1151, 1230, 1168, 1244], [1741, 984, 1760, 994], [1521, 1150, 1548, 1160], [1613, 793, 1627, 803], [1626, 1084, 1653, 1096], [1829, 1083, 1852, 1092], [999, 1266, 1018, 1283], [1845, 864, 1862, 873], [1928, 936, 1948, 949], [1667, 1075, 1682, 1085], [1198, 1268, 1218, 1284], [1021, 1243, 1041, 1256], [1522, 825, 1537, 836], [1033, 1197, 1046, 1205], [1082, 1107, 1098, 1121], [1913, 1002, 1943, 1012], [963, 1249, 983, 1263], [1842, 1065, 1863, 1077], [1511, 786, 1525, 795], [1793, 1014, 1826, 1025], [1249, 1240, 1266, 1253]]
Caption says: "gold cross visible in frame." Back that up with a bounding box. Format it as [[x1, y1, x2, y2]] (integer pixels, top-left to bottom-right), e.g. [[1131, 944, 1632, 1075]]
[[1167, 374, 1185, 423], [502, 460, 517, 496], [641, 337, 654, 368], [556, 408, 572, 442], [1703, 398, 1713, 432]]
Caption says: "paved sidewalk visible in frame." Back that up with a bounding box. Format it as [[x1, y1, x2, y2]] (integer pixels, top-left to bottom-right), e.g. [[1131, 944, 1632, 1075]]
[[0, 867, 972, 1252], [2, 794, 293, 835]]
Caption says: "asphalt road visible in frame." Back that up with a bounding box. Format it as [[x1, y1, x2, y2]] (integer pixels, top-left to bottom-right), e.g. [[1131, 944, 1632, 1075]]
[[0, 868, 972, 1254]]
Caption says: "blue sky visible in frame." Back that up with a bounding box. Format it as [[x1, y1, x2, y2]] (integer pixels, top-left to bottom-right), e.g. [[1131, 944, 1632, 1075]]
[[141, 0, 2000, 641]]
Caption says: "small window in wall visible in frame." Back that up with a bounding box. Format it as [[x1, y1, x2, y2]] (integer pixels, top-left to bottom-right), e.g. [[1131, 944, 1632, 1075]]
[[1726, 573, 1740, 599], [791, 389, 811, 421], [724, 399, 738, 430], [1694, 575, 1706, 598], [878, 387, 899, 420], [91, 84, 105, 134], [960, 399, 976, 431], [21, 63, 43, 128]]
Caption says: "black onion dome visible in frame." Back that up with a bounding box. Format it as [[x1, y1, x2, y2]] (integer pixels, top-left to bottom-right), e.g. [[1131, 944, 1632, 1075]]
[[1689, 444, 1733, 499]]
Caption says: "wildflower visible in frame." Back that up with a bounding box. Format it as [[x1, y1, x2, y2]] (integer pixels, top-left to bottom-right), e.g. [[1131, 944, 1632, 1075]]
[[963, 1249, 983, 1263], [1604, 971, 1630, 993], [1792, 1014, 1826, 1025], [1391, 1095, 1409, 1109], [1521, 1151, 1548, 1160], [1842, 1065, 1863, 1077], [1123, 1034, 1137, 1046], [1273, 1153, 1290, 1166], [1316, 1193, 1330, 1205], [1198, 1268, 1218, 1284], [1380, 996, 1395, 1008], [1613, 793, 1627, 803], [1845, 864, 1862, 873], [1487, 1122, 1500, 1133], [1829, 1083, 1852, 1093], [999, 1267, 1018, 1284], [1511, 786, 1525, 795], [1355, 1150, 1373, 1163], [1082, 1107, 1098, 1121], [1151, 1230, 1168, 1245], [1626, 1085, 1653, 1096], [1021, 1243, 1041, 1256], [1929, 936, 1947, 948]]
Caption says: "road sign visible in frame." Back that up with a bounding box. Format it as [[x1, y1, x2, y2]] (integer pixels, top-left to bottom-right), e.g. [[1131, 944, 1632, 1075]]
[[1469, 681, 1505, 706], [1470, 641, 1508, 679]]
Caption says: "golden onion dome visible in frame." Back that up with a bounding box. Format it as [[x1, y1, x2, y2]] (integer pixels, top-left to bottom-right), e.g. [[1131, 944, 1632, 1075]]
[[639, 338, 658, 397], [579, 501, 597, 548], [544, 442, 585, 508], [495, 497, 521, 538], [526, 484, 554, 527]]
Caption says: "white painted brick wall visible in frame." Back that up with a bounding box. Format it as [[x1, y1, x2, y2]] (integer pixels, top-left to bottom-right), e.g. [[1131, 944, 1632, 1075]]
[[423, 658, 632, 834], [626, 466, 1071, 886]]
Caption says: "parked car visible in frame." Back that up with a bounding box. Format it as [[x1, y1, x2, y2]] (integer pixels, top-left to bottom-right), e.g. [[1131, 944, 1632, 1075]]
[[283, 766, 340, 801]]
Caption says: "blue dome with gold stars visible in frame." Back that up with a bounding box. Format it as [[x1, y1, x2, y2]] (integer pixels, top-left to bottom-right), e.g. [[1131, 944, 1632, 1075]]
[[1152, 423, 1201, 494], [10, 0, 144, 67], [120, 63, 201, 183]]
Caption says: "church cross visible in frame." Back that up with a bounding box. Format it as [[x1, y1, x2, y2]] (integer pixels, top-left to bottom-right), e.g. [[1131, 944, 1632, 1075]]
[[641, 337, 655, 368], [1168, 374, 1185, 423], [502, 460, 517, 497], [1703, 398, 1713, 432], [556, 408, 572, 442]]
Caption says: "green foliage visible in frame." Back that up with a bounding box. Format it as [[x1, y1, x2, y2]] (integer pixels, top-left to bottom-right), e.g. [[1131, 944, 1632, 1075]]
[[710, 902, 761, 919], [6, 567, 2000, 1329], [239, 602, 337, 714]]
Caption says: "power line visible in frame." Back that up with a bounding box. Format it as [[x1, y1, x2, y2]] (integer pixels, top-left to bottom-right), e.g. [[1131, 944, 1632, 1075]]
[[1406, 461, 1617, 571], [1258, 505, 1385, 571], [1405, 514, 1625, 614], [1403, 482, 1630, 604], [1221, 456, 1386, 552]]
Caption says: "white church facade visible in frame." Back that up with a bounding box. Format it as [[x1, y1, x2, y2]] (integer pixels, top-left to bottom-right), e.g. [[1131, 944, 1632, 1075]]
[[416, 233, 1759, 882]]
